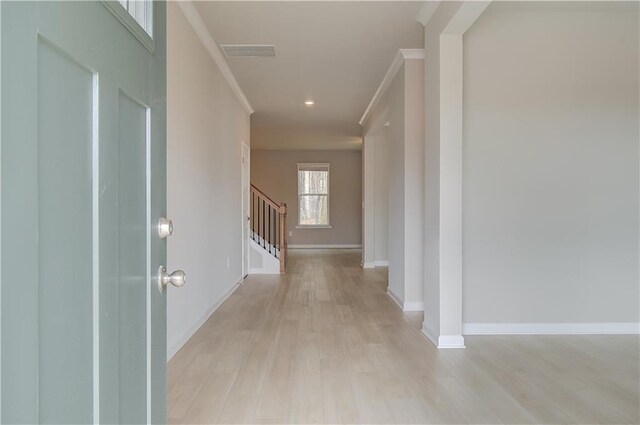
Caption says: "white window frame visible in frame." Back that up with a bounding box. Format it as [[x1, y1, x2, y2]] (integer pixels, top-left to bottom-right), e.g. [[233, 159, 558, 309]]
[[103, 0, 155, 53], [296, 163, 332, 229]]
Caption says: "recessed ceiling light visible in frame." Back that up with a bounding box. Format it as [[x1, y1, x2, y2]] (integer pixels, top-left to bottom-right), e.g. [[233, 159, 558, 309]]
[[305, 100, 315, 106]]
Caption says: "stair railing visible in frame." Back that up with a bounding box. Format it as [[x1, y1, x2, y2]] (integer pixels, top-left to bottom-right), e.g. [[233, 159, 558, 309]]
[[250, 184, 287, 273]]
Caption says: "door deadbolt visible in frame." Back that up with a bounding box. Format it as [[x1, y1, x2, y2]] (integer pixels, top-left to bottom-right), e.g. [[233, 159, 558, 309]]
[[158, 217, 173, 239]]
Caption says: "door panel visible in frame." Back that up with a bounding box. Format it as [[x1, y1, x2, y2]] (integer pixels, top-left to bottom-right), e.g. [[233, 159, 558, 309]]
[[1, 1, 167, 423], [37, 38, 95, 423], [1, 3, 39, 421], [117, 91, 148, 423]]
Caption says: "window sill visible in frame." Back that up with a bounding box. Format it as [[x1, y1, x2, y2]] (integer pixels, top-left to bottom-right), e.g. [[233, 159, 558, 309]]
[[296, 225, 332, 229]]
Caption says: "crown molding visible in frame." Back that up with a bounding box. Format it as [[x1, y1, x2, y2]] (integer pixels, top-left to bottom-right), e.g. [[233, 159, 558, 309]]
[[417, 1, 441, 26], [359, 49, 425, 127], [358, 51, 403, 126], [176, 1, 254, 115]]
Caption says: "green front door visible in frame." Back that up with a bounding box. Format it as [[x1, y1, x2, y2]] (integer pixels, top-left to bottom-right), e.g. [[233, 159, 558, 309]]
[[1, 1, 167, 423]]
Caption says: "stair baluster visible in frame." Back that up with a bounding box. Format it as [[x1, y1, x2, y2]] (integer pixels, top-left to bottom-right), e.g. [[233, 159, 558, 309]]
[[249, 184, 287, 273]]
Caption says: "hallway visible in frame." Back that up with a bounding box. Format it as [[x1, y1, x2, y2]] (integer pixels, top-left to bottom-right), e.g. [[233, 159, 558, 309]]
[[168, 250, 639, 424]]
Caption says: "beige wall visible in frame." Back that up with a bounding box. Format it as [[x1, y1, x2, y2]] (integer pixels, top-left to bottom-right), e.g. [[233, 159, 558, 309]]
[[167, 2, 251, 358], [462, 2, 639, 325], [251, 150, 362, 246]]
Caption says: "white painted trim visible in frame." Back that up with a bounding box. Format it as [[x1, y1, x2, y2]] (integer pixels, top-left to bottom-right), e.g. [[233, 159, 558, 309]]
[[442, 1, 491, 35], [361, 135, 376, 269], [288, 244, 362, 249], [428, 2, 490, 350], [421, 323, 439, 346], [421, 323, 465, 348], [438, 33, 464, 344], [387, 289, 404, 310], [297, 163, 331, 227], [403, 301, 424, 312], [359, 49, 425, 126], [241, 143, 250, 278], [463, 323, 640, 335], [176, 1, 254, 115], [362, 262, 375, 269], [438, 335, 465, 348], [387, 289, 424, 312], [359, 51, 402, 126], [167, 278, 242, 361], [295, 225, 332, 229], [374, 260, 389, 267], [297, 162, 331, 168], [417, 1, 441, 26], [399, 48, 426, 60], [248, 238, 281, 274], [248, 268, 279, 274]]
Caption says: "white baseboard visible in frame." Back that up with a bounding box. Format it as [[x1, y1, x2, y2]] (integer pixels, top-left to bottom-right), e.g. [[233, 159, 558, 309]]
[[248, 267, 280, 275], [167, 278, 242, 361], [421, 323, 438, 346], [374, 260, 389, 267], [463, 322, 640, 335], [421, 323, 465, 348], [386, 289, 424, 312], [288, 244, 362, 249], [438, 335, 466, 348], [362, 262, 375, 269], [403, 301, 424, 312], [386, 289, 404, 310]]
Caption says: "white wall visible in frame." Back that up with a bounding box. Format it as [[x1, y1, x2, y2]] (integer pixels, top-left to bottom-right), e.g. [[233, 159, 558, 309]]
[[403, 60, 425, 305], [462, 1, 640, 326], [167, 2, 250, 359], [363, 56, 425, 309], [374, 127, 390, 264], [362, 135, 376, 266], [387, 67, 406, 302], [362, 126, 390, 266]]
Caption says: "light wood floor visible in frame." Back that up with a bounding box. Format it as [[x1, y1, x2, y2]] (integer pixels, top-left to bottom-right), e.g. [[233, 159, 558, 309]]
[[168, 249, 640, 424]]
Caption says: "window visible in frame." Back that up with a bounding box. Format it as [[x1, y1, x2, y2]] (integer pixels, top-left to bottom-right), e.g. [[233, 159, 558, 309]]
[[118, 0, 153, 36], [297, 163, 330, 227]]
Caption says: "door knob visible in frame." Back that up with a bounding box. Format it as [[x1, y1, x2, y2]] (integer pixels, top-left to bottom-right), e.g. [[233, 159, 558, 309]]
[[158, 217, 173, 238], [158, 266, 186, 293]]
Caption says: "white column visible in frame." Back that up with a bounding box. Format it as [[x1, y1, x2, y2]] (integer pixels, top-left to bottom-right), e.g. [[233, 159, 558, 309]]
[[437, 33, 464, 347], [362, 135, 376, 268], [419, 0, 491, 348]]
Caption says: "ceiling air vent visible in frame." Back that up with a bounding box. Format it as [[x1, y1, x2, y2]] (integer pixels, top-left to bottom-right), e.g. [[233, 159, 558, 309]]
[[221, 45, 276, 58]]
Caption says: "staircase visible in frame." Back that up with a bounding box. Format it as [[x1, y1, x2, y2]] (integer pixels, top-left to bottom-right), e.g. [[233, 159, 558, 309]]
[[249, 184, 287, 274]]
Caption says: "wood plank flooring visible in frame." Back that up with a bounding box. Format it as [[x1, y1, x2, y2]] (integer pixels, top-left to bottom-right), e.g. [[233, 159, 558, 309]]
[[168, 249, 640, 424]]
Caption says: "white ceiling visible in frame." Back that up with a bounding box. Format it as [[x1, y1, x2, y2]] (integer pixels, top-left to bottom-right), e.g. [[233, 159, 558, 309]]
[[193, 1, 425, 150]]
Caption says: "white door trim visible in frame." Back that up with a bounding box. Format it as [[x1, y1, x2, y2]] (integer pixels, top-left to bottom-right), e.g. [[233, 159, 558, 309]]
[[241, 142, 250, 278]]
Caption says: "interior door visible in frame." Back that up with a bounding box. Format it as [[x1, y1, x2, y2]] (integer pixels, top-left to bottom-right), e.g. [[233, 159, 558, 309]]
[[242, 144, 250, 277], [1, 1, 167, 423]]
